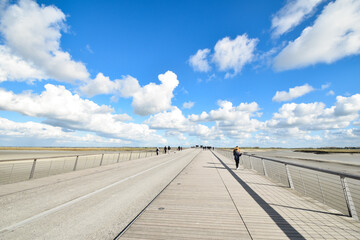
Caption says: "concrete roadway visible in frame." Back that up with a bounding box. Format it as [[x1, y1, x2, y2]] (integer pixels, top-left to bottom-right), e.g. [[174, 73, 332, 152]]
[[0, 149, 200, 240]]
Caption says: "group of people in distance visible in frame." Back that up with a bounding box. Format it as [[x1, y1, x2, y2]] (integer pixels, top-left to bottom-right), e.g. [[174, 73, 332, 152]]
[[155, 146, 183, 155], [154, 145, 241, 171]]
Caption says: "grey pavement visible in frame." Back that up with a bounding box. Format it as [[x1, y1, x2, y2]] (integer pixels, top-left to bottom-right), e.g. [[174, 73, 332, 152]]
[[0, 149, 199, 240]]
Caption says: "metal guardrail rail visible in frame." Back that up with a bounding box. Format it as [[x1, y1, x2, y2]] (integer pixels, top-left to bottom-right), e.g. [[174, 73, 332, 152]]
[[0, 150, 162, 185], [214, 149, 360, 221]]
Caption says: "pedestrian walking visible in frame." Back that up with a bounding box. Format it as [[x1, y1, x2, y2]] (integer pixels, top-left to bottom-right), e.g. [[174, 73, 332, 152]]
[[233, 146, 242, 170], [164, 146, 167, 154], [156, 147, 159, 155]]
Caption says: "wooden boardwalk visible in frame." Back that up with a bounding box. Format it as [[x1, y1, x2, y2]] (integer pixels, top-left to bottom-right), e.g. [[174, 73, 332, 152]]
[[120, 150, 360, 240]]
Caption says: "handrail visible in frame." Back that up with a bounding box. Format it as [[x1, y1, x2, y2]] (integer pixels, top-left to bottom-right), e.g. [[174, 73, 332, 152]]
[[243, 153, 360, 181], [0, 150, 161, 185], [0, 151, 153, 163]]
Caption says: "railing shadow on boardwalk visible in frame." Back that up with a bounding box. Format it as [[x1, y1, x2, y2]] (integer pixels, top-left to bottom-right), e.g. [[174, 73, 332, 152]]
[[269, 203, 347, 217], [212, 151, 306, 240]]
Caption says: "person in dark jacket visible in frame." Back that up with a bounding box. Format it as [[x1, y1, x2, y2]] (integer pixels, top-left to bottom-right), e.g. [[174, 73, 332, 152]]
[[233, 146, 242, 170]]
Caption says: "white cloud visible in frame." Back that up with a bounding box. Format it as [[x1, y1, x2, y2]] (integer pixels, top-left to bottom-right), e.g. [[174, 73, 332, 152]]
[[81, 71, 179, 116], [272, 84, 314, 102], [132, 71, 179, 115], [327, 90, 335, 96], [80, 73, 140, 98], [212, 34, 258, 78], [0, 0, 89, 83], [190, 100, 264, 138], [183, 101, 194, 109], [321, 83, 331, 89], [166, 131, 187, 141], [0, 117, 131, 146], [268, 94, 360, 131], [189, 48, 211, 72], [0, 45, 46, 82], [322, 128, 360, 146], [146, 107, 189, 130], [274, 0, 360, 71], [334, 94, 360, 116], [148, 100, 263, 141], [86, 44, 94, 54], [145, 107, 222, 140], [147, 96, 360, 146], [271, 0, 325, 37], [0, 84, 167, 144]]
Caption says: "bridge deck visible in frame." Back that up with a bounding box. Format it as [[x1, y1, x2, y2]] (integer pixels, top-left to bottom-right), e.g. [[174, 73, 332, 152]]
[[120, 150, 360, 240]]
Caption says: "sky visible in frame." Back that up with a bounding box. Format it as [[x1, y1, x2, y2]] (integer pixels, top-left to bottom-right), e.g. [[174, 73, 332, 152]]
[[0, 0, 359, 148]]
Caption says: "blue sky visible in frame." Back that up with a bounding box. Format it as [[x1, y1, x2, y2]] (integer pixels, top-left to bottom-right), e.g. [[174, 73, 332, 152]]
[[0, 0, 359, 147]]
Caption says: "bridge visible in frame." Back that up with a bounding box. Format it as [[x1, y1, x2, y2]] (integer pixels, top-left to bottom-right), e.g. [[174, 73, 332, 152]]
[[1, 149, 359, 239]]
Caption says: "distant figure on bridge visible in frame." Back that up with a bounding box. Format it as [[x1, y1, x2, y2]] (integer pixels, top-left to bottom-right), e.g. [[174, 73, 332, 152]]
[[156, 147, 159, 155], [233, 146, 242, 170], [164, 146, 167, 154], [167, 146, 171, 153]]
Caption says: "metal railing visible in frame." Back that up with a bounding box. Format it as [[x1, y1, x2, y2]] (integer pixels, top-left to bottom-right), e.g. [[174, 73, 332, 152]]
[[214, 149, 360, 221], [0, 150, 161, 185]]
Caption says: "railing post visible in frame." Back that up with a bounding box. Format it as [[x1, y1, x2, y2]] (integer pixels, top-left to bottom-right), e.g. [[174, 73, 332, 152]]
[[48, 160, 53, 176], [340, 176, 359, 220], [29, 159, 37, 179], [285, 164, 294, 189], [138, 152, 141, 159], [73, 156, 79, 171], [8, 164, 15, 184], [129, 152, 132, 160], [117, 153, 121, 163], [100, 154, 104, 166], [300, 171, 306, 195], [262, 159, 268, 177], [62, 159, 66, 172], [317, 174, 325, 203]]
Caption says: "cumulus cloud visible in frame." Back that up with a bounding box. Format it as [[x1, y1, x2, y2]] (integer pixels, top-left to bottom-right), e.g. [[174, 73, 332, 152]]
[[146, 107, 222, 140], [146, 95, 360, 146], [0, 0, 89, 83], [212, 34, 258, 78], [274, 0, 360, 71], [322, 128, 360, 146], [81, 71, 179, 116], [272, 84, 314, 102], [188, 48, 211, 72], [334, 94, 360, 116], [0, 45, 45, 82], [268, 94, 360, 131], [146, 100, 263, 142], [0, 84, 166, 143], [0, 117, 131, 146], [183, 101, 195, 109], [271, 0, 325, 37], [189, 100, 264, 139]]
